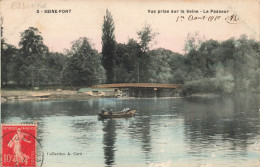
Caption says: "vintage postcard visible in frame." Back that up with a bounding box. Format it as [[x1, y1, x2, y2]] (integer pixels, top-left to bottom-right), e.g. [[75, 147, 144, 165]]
[[1, 0, 259, 166]]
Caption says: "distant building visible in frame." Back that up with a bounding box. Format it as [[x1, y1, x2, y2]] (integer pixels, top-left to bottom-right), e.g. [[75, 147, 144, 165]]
[[78, 88, 122, 97]]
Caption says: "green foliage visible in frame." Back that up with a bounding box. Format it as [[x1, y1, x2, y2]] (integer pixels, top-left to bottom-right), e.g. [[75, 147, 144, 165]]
[[148, 48, 180, 83], [1, 43, 19, 86], [44, 52, 67, 85], [2, 27, 105, 88], [184, 32, 205, 53], [114, 39, 142, 83], [62, 37, 105, 86], [197, 40, 220, 77], [182, 35, 259, 95], [102, 9, 116, 83], [19, 27, 48, 55], [16, 27, 49, 87], [183, 67, 234, 94], [1, 14, 259, 95], [137, 24, 158, 82], [137, 24, 158, 53], [114, 24, 159, 84]]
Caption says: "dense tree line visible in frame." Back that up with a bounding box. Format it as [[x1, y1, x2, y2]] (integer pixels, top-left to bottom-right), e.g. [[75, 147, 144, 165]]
[[182, 35, 260, 95], [1, 12, 259, 95], [1, 27, 105, 88]]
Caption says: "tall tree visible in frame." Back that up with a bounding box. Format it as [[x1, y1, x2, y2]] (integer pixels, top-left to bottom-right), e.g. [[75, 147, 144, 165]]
[[102, 9, 116, 83], [137, 24, 158, 82], [137, 24, 157, 53], [19, 27, 48, 55], [18, 27, 48, 87], [62, 37, 105, 86]]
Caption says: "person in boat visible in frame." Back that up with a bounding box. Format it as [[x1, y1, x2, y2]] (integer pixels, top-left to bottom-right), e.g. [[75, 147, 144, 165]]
[[123, 108, 130, 112], [101, 108, 110, 115], [122, 108, 130, 113]]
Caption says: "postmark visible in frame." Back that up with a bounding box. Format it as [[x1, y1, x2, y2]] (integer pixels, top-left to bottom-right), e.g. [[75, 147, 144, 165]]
[[1, 123, 43, 167]]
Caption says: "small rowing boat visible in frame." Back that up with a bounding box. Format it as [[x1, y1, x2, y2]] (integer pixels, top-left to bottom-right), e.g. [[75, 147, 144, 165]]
[[98, 108, 136, 119]]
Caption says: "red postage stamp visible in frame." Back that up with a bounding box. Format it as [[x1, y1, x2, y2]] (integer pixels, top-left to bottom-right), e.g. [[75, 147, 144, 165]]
[[1, 124, 37, 167]]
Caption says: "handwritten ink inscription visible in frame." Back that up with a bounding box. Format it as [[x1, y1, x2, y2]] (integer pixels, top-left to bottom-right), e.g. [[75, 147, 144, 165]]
[[176, 15, 222, 22], [11, 2, 47, 9], [225, 14, 243, 24], [175, 14, 242, 24]]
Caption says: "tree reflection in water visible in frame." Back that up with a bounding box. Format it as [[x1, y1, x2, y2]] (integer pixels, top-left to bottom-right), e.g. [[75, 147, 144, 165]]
[[2, 95, 259, 166], [102, 119, 116, 167], [133, 117, 152, 162], [182, 94, 260, 155]]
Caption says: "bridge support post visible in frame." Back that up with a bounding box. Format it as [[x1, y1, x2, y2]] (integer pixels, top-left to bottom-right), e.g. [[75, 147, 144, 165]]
[[154, 88, 157, 97]]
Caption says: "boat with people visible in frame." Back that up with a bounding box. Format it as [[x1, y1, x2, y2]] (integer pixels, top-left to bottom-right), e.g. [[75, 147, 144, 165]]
[[98, 108, 136, 119]]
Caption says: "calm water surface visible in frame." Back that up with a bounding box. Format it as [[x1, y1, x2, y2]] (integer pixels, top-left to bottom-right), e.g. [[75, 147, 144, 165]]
[[2, 95, 260, 167]]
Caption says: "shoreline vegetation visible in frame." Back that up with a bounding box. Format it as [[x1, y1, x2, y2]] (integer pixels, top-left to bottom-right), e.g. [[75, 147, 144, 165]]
[[2, 10, 259, 97], [2, 88, 259, 103], [0, 89, 181, 103], [1, 89, 98, 103]]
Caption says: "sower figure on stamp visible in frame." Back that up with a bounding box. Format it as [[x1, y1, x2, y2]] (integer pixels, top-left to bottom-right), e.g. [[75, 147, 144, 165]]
[[7, 128, 32, 165]]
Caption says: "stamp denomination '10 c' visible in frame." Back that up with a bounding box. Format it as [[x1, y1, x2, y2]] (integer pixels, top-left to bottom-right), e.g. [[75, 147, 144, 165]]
[[1, 124, 37, 167]]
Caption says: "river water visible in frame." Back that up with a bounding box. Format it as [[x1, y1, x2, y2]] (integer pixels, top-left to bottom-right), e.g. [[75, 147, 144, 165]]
[[1, 94, 260, 167]]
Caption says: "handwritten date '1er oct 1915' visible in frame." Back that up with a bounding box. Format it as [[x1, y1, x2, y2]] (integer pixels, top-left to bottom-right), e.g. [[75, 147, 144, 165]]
[[176, 14, 242, 24]]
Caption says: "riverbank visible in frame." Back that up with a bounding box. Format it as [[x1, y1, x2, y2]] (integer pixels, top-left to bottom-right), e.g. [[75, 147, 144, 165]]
[[2, 89, 258, 103], [1, 89, 98, 103]]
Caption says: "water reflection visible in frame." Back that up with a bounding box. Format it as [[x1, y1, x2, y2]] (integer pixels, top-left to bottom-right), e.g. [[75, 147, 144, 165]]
[[182, 94, 260, 160], [139, 117, 152, 161], [128, 117, 152, 162], [102, 119, 116, 166], [1, 95, 260, 166]]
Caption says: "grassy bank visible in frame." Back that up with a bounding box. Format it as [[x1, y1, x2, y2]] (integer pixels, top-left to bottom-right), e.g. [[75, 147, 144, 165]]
[[1, 89, 97, 103]]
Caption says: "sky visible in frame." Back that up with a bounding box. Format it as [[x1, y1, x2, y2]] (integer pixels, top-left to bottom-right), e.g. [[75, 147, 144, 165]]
[[1, 0, 259, 54]]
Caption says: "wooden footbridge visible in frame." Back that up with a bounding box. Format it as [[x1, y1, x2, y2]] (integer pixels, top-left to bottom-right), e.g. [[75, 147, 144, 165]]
[[92, 83, 182, 89], [91, 83, 182, 97]]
